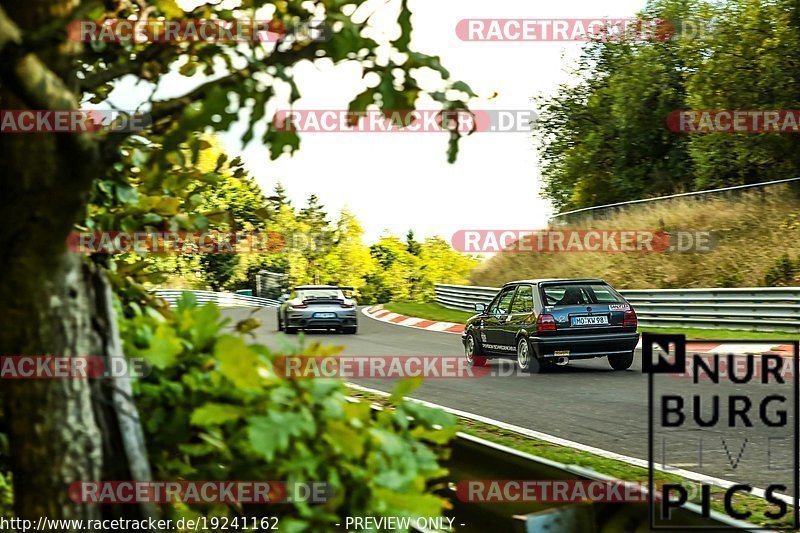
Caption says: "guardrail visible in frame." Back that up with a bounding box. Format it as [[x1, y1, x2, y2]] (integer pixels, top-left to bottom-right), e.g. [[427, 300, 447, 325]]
[[152, 290, 280, 308], [550, 176, 800, 225], [445, 433, 752, 532], [435, 284, 800, 332], [355, 394, 752, 531]]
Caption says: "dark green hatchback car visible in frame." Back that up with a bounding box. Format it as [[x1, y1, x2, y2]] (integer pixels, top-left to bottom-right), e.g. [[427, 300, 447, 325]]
[[462, 279, 640, 373]]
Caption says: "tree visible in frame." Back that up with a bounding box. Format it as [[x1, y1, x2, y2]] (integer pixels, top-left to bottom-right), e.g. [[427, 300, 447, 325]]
[[406, 229, 422, 256], [267, 182, 291, 215], [535, 0, 800, 211], [0, 0, 473, 524], [298, 194, 332, 284]]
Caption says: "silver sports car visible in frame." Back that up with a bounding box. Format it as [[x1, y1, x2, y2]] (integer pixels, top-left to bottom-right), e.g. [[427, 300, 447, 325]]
[[277, 285, 358, 334]]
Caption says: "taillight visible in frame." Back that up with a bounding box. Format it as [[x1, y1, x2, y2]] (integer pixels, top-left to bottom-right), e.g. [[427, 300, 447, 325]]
[[291, 304, 307, 309], [537, 314, 556, 331], [624, 310, 638, 328], [340, 303, 355, 309]]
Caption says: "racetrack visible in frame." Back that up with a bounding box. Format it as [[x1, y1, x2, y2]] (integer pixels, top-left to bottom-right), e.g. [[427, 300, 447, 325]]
[[224, 306, 797, 493]]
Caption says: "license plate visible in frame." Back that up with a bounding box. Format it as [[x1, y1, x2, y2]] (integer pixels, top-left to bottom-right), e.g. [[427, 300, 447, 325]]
[[571, 315, 608, 326], [314, 312, 336, 318]]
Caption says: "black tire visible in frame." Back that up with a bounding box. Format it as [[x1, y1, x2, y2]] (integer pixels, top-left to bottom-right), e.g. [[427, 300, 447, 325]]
[[277, 311, 284, 332], [517, 337, 542, 374], [609, 351, 635, 371], [343, 326, 358, 335], [285, 326, 299, 335], [464, 332, 488, 367]]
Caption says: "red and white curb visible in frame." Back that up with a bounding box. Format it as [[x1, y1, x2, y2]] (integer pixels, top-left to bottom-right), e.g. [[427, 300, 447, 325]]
[[362, 305, 795, 354], [362, 305, 464, 334]]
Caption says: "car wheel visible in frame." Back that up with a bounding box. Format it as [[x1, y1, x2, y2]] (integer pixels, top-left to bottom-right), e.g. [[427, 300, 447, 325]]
[[465, 333, 487, 367], [517, 338, 542, 374], [285, 326, 298, 335], [277, 311, 284, 332], [608, 351, 635, 371], [343, 326, 358, 334]]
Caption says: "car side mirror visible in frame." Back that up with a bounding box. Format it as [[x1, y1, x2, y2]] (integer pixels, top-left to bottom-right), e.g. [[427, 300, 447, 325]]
[[279, 294, 289, 303], [474, 303, 486, 313]]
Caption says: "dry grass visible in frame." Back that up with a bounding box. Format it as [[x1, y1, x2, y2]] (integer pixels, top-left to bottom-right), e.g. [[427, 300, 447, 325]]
[[470, 186, 800, 289]]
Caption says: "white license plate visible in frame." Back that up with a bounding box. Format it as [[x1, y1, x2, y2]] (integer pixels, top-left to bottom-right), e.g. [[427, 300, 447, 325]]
[[314, 312, 336, 318], [571, 315, 608, 326]]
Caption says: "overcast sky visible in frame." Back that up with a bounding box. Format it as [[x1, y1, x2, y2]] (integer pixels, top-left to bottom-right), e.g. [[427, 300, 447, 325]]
[[114, 0, 649, 243]]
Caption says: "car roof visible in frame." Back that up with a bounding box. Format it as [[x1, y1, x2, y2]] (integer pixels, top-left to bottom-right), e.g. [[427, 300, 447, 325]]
[[503, 278, 606, 286], [294, 285, 341, 290]]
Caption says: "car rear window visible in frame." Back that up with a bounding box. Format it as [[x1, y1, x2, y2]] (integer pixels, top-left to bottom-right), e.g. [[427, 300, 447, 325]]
[[541, 283, 623, 306], [295, 289, 342, 299]]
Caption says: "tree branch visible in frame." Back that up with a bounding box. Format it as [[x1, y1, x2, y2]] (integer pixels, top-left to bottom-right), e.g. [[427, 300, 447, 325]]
[[79, 42, 177, 91], [147, 44, 318, 123], [0, 5, 96, 156]]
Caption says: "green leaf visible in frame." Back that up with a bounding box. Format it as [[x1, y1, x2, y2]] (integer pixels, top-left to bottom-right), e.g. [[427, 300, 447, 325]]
[[215, 335, 263, 390], [393, 0, 412, 50], [140, 323, 183, 369], [390, 376, 423, 402], [372, 488, 446, 517], [324, 421, 364, 457], [156, 0, 183, 18], [451, 81, 477, 98], [247, 411, 316, 461], [264, 127, 300, 160], [190, 403, 244, 427]]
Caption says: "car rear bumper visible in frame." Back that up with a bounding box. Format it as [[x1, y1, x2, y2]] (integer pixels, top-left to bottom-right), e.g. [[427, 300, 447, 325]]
[[287, 312, 357, 329], [530, 332, 639, 360]]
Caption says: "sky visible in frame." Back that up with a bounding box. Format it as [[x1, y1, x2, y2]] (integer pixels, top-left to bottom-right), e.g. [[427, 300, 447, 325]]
[[111, 0, 650, 243]]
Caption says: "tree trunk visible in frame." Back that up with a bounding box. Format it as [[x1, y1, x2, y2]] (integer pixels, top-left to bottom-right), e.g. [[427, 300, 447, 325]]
[[0, 0, 155, 528]]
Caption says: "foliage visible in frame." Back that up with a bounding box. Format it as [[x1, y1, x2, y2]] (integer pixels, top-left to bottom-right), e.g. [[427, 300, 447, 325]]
[[536, 0, 800, 211], [764, 255, 799, 286], [363, 236, 476, 303], [119, 293, 458, 531], [471, 186, 800, 289]]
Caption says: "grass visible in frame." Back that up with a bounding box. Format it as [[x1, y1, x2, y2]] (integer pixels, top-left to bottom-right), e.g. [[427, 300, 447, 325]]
[[383, 301, 474, 323], [347, 385, 795, 529], [384, 302, 794, 341], [639, 326, 796, 341], [469, 185, 800, 290]]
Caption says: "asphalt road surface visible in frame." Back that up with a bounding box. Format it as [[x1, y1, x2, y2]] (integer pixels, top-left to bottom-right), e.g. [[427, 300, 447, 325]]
[[224, 306, 797, 494]]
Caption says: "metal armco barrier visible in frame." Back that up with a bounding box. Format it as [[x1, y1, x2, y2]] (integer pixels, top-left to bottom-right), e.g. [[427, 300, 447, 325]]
[[550, 176, 800, 225], [435, 284, 800, 332], [445, 433, 754, 532], [358, 397, 753, 532], [152, 289, 280, 308]]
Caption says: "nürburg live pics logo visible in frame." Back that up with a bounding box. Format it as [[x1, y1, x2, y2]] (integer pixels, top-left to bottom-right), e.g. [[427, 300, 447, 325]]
[[643, 333, 799, 529]]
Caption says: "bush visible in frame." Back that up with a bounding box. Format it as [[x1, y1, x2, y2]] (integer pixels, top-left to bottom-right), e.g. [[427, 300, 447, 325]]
[[120, 293, 457, 531], [764, 255, 799, 286]]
